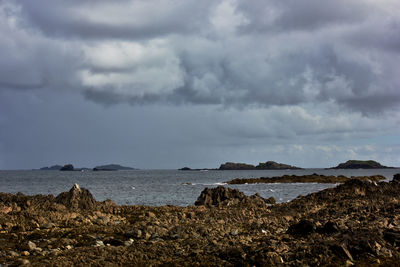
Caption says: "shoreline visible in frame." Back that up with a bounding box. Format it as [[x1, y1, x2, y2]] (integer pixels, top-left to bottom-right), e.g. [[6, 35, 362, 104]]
[[1, 175, 400, 266]]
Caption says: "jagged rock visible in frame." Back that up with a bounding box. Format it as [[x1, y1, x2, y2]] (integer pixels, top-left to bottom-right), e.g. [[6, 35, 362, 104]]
[[55, 184, 97, 210], [317, 221, 340, 234], [393, 173, 400, 182], [287, 220, 316, 236], [265, 196, 276, 204], [195, 186, 247, 207]]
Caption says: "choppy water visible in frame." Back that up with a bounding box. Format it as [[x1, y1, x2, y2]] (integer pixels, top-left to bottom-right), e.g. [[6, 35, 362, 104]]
[[0, 169, 398, 206]]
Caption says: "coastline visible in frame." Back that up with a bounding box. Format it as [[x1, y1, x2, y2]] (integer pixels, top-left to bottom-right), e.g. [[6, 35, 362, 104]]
[[1, 174, 400, 266]]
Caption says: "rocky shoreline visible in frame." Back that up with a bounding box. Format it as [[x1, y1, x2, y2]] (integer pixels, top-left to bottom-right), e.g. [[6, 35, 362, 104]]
[[1, 175, 400, 266], [226, 174, 386, 184]]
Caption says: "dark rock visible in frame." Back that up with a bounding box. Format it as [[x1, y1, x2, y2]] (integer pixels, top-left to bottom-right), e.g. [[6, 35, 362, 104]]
[[55, 184, 97, 210], [60, 164, 74, 171], [194, 186, 246, 207], [392, 173, 400, 182], [287, 220, 316, 236], [265, 197, 276, 204], [317, 221, 340, 234], [384, 230, 400, 246], [104, 238, 125, 246], [179, 167, 192, 171]]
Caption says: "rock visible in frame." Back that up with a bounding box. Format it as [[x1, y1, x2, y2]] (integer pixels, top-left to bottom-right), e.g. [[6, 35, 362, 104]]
[[65, 245, 73, 250], [27, 241, 37, 251], [8, 251, 19, 257], [124, 239, 134, 246], [287, 220, 315, 236], [22, 251, 30, 256], [393, 173, 400, 182], [41, 222, 56, 229], [93, 240, 104, 247], [55, 184, 97, 210], [265, 197, 276, 204], [146, 211, 156, 218], [195, 186, 246, 207], [20, 259, 30, 265], [317, 221, 340, 234], [60, 164, 74, 171], [104, 238, 124, 246], [230, 229, 239, 236]]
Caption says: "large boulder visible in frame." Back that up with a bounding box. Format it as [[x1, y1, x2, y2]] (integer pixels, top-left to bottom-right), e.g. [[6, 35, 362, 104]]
[[195, 186, 273, 207], [55, 184, 97, 210]]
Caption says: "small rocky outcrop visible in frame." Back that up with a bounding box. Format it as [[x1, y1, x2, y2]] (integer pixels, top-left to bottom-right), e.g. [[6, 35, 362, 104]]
[[219, 162, 255, 170], [226, 174, 385, 184], [256, 161, 302, 170], [55, 184, 97, 210], [60, 164, 74, 171], [93, 164, 135, 171], [331, 160, 391, 169], [40, 165, 63, 170]]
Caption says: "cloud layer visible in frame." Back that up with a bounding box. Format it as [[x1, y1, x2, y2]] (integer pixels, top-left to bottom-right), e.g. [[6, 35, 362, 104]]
[[1, 0, 400, 168]]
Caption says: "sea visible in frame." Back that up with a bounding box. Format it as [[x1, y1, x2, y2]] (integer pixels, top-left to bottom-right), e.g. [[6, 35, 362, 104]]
[[0, 169, 399, 206]]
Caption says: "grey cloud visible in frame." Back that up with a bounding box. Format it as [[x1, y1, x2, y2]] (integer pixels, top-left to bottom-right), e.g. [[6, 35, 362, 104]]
[[15, 0, 216, 40], [1, 0, 400, 116]]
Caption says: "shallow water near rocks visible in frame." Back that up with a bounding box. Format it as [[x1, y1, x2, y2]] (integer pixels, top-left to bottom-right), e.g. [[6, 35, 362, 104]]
[[0, 168, 399, 206]]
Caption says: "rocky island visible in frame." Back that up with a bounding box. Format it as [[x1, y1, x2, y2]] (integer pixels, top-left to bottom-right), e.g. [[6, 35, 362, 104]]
[[219, 161, 302, 170], [226, 174, 386, 184], [1, 174, 400, 266], [331, 160, 392, 169], [93, 164, 135, 171], [40, 165, 63, 171]]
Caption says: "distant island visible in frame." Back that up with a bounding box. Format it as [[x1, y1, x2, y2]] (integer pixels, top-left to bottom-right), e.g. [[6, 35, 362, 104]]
[[39, 163, 134, 171], [219, 161, 302, 170], [331, 160, 393, 169], [226, 174, 386, 184], [40, 165, 63, 170], [60, 164, 75, 171], [93, 164, 135, 171]]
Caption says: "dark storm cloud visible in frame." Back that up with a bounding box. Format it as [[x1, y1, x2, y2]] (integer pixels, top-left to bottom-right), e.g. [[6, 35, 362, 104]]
[[1, 0, 400, 115]]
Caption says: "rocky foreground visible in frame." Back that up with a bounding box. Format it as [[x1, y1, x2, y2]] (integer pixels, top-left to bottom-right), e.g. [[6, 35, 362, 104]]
[[1, 176, 400, 266]]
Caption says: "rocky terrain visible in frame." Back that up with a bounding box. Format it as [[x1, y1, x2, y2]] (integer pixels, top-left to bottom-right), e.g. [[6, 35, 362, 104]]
[[331, 160, 392, 169], [1, 175, 400, 266], [226, 174, 386, 184]]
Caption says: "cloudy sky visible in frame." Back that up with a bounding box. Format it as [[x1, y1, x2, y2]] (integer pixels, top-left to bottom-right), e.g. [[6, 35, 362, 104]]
[[1, 0, 400, 169]]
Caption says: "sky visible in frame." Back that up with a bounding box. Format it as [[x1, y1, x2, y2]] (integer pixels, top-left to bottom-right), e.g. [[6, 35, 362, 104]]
[[1, 0, 400, 170]]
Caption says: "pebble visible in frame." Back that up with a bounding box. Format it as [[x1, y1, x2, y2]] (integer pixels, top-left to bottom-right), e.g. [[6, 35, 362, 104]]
[[124, 239, 134, 246], [27, 241, 37, 251], [22, 251, 30, 256], [230, 229, 239, 236], [8, 251, 19, 257], [93, 240, 105, 247]]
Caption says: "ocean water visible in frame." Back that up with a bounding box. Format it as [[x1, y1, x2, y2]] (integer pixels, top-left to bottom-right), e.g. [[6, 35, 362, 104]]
[[0, 169, 399, 206]]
